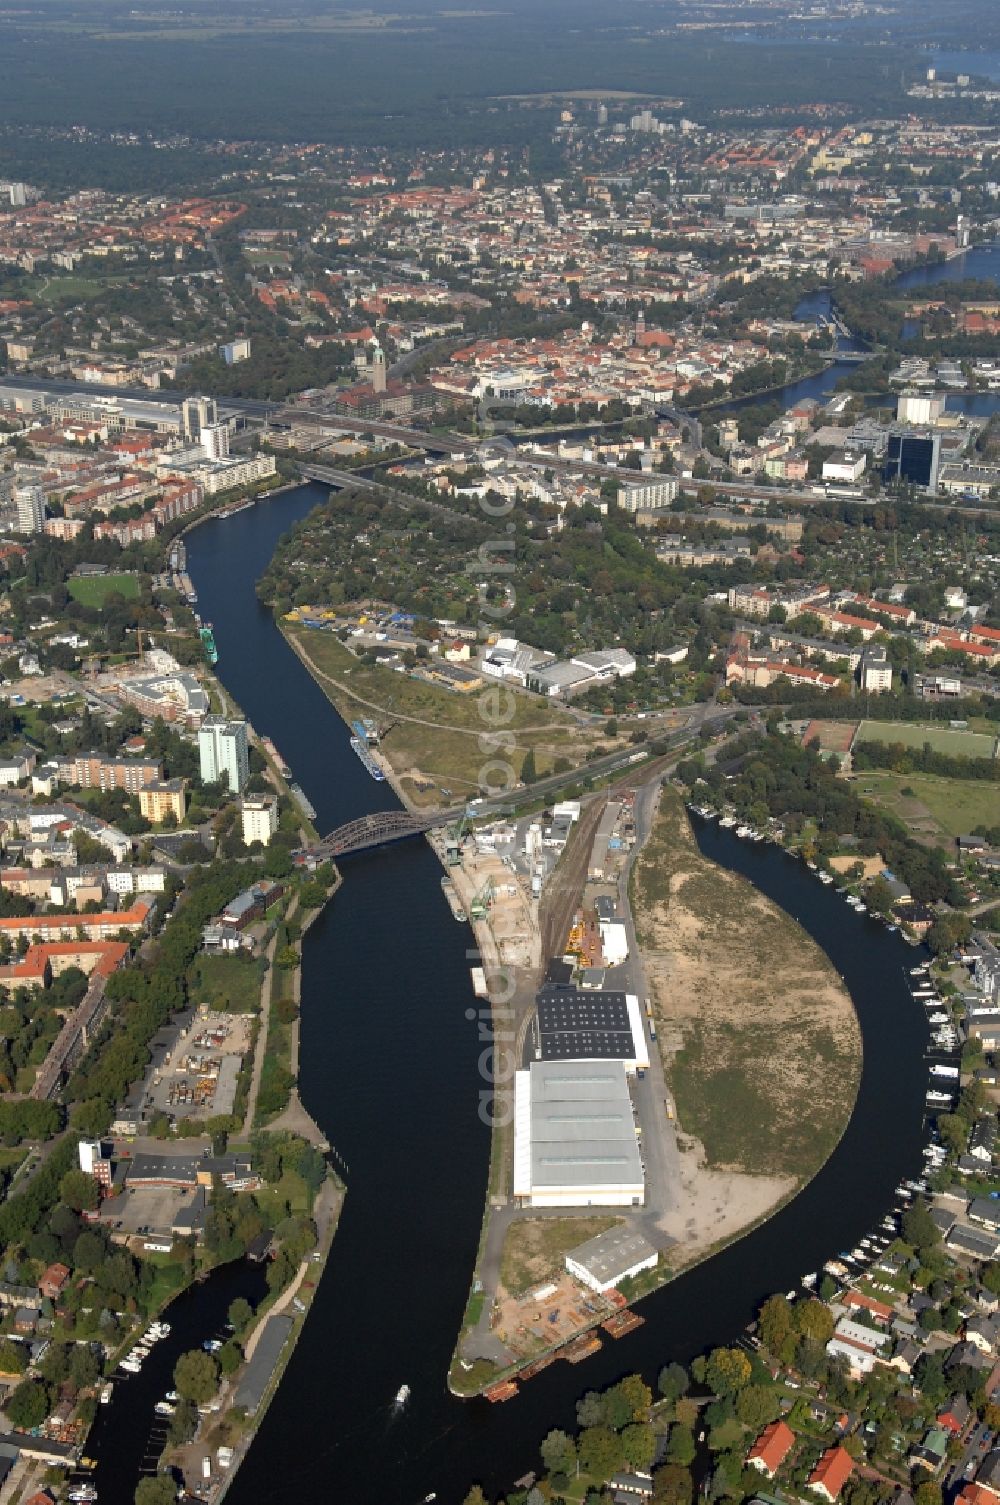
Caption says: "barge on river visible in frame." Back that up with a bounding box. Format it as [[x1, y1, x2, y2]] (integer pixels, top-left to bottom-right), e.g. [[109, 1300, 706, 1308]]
[[351, 735, 386, 782]]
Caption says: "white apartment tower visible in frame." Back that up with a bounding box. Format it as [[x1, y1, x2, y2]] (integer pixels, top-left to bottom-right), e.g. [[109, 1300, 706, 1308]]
[[14, 483, 45, 534], [200, 421, 231, 461], [198, 717, 250, 793], [241, 795, 279, 847]]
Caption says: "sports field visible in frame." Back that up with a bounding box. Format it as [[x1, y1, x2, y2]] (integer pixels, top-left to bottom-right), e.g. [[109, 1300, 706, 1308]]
[[856, 719, 997, 760], [802, 720, 858, 755], [68, 573, 140, 607]]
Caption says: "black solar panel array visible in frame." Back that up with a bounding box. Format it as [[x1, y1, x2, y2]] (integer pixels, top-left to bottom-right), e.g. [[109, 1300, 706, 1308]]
[[536, 987, 634, 1061]]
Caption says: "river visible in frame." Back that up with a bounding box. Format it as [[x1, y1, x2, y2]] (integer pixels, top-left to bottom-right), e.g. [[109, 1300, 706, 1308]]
[[710, 245, 1000, 421], [114, 484, 935, 1505]]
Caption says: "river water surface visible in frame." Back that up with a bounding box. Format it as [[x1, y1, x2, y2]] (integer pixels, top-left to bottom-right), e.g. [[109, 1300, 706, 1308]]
[[112, 486, 936, 1505]]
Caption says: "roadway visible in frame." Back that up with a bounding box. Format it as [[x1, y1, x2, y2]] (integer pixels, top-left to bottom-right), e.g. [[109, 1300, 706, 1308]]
[[615, 775, 683, 1245], [946, 1420, 994, 1489], [6, 371, 992, 520], [299, 416, 996, 521]]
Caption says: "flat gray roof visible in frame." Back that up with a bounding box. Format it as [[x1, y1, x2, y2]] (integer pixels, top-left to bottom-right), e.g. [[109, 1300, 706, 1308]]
[[566, 1225, 657, 1282], [526, 1060, 643, 1190], [235, 1314, 294, 1413]]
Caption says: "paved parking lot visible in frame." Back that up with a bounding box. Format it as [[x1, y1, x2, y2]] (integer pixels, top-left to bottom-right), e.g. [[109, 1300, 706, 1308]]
[[103, 1183, 196, 1236]]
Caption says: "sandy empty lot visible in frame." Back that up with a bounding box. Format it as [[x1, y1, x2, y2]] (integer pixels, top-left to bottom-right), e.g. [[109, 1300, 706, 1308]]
[[633, 791, 861, 1261]]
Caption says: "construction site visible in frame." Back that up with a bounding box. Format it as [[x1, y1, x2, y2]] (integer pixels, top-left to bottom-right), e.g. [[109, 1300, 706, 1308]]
[[492, 1271, 636, 1364]]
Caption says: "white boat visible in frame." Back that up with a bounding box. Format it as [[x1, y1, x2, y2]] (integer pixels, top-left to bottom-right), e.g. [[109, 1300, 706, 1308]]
[[154, 1401, 176, 1416], [394, 1383, 411, 1407], [719, 816, 736, 828], [801, 1273, 817, 1288], [99, 1383, 113, 1405], [120, 1360, 141, 1374], [819, 872, 834, 884], [855, 902, 867, 913], [735, 825, 752, 838]]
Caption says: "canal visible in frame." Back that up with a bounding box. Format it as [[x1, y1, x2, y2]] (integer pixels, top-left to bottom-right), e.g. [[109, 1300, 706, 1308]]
[[163, 485, 932, 1504]]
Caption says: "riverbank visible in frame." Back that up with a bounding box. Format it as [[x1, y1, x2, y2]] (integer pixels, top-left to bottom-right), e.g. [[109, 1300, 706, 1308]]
[[632, 788, 862, 1261], [686, 351, 848, 416], [179, 481, 935, 1505], [442, 770, 865, 1400], [279, 618, 605, 810]]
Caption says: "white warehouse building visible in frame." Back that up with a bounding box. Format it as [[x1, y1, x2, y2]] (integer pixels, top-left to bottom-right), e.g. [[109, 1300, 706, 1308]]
[[565, 1225, 659, 1293], [513, 1060, 644, 1209]]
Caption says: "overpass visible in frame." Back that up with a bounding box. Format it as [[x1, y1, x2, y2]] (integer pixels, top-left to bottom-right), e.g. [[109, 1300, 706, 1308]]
[[299, 462, 488, 529], [279, 407, 476, 454]]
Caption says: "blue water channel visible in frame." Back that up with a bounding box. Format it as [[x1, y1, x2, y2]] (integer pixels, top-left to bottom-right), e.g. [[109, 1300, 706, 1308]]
[[83, 237, 998, 1502], [90, 487, 934, 1505], [712, 244, 1000, 421]]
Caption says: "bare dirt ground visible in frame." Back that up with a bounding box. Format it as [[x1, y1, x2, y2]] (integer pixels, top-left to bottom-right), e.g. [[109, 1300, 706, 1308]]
[[633, 790, 862, 1262]]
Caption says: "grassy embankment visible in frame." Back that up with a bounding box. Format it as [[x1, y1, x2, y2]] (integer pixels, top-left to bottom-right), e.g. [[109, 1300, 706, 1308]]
[[854, 770, 997, 848], [283, 624, 605, 805], [632, 789, 861, 1189]]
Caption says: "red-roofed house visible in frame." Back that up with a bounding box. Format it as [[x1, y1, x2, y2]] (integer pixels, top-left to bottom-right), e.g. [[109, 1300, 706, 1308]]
[[843, 1290, 893, 1324], [38, 1262, 70, 1301], [957, 1485, 1000, 1505], [938, 1394, 972, 1436], [808, 1446, 854, 1502], [747, 1420, 796, 1477]]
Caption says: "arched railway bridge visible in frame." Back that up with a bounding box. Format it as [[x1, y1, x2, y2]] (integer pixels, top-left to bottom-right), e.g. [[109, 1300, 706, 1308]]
[[313, 807, 453, 859]]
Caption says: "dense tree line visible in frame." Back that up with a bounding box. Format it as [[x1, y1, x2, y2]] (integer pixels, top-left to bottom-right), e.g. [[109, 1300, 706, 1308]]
[[853, 739, 999, 781], [684, 727, 960, 904]]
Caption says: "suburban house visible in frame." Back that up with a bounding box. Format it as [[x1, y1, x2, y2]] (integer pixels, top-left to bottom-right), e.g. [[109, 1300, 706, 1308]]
[[37, 1263, 70, 1302], [747, 1420, 796, 1477], [808, 1446, 854, 1502]]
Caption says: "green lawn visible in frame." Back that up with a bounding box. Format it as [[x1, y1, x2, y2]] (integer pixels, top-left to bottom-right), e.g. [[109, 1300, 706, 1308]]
[[286, 625, 599, 803], [68, 572, 140, 607], [188, 953, 263, 1014], [856, 770, 998, 842], [141, 1257, 189, 1313], [856, 719, 997, 759]]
